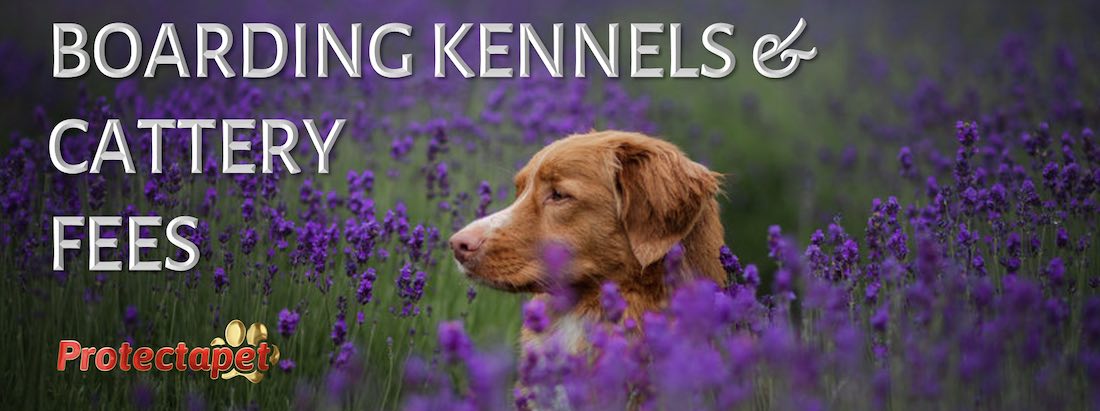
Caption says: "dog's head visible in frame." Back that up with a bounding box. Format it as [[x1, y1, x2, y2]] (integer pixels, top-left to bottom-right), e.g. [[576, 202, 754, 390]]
[[449, 131, 721, 292]]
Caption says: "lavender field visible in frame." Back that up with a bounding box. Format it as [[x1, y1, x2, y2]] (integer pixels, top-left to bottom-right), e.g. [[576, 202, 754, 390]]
[[2, 1, 1099, 410]]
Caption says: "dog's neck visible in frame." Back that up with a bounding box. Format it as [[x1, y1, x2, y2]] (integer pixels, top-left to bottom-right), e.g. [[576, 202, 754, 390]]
[[524, 199, 726, 351]]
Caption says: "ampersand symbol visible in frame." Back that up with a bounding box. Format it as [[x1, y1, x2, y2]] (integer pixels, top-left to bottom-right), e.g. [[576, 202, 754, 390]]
[[753, 18, 818, 79]]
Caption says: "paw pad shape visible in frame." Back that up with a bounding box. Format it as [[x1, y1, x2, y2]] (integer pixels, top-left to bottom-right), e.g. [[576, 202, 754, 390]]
[[211, 320, 281, 383]]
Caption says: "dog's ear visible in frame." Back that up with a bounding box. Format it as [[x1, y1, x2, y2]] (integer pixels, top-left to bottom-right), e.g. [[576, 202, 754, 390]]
[[614, 136, 721, 268]]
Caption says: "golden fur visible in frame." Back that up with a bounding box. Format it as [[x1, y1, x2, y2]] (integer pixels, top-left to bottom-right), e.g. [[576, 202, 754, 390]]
[[449, 130, 726, 347]]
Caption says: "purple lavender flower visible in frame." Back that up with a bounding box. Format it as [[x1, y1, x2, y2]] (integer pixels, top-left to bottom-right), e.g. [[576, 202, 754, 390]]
[[767, 225, 784, 258], [1056, 227, 1070, 248], [476, 180, 493, 218], [213, 267, 228, 293], [390, 135, 413, 160], [240, 228, 257, 255], [331, 315, 347, 346], [278, 309, 300, 338], [956, 120, 979, 147], [356, 269, 376, 305], [523, 299, 549, 333], [719, 245, 742, 278], [898, 146, 915, 178], [347, 170, 374, 195], [438, 321, 471, 362], [600, 282, 627, 323], [665, 242, 685, 278], [1045, 258, 1066, 288], [887, 229, 909, 260], [396, 263, 427, 316], [810, 229, 825, 246], [427, 126, 449, 162], [743, 264, 761, 287], [330, 341, 357, 367], [241, 198, 255, 220], [871, 305, 888, 332]]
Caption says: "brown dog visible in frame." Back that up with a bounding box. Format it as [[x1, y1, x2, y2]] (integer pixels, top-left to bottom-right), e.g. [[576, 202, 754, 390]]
[[449, 130, 725, 348]]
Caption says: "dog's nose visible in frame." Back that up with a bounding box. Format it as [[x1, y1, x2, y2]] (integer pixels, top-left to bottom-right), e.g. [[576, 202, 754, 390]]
[[449, 226, 486, 264]]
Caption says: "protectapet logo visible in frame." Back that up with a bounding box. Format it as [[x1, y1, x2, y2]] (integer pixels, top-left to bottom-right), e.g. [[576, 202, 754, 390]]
[[57, 320, 280, 383]]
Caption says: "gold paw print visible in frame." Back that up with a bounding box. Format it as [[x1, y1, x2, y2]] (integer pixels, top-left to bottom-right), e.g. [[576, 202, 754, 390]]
[[211, 320, 281, 383]]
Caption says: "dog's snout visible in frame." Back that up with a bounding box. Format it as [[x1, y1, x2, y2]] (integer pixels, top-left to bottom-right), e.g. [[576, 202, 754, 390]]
[[450, 225, 486, 264]]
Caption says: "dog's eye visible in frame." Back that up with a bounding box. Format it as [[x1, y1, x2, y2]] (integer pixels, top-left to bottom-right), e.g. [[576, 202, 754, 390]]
[[547, 189, 571, 203]]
